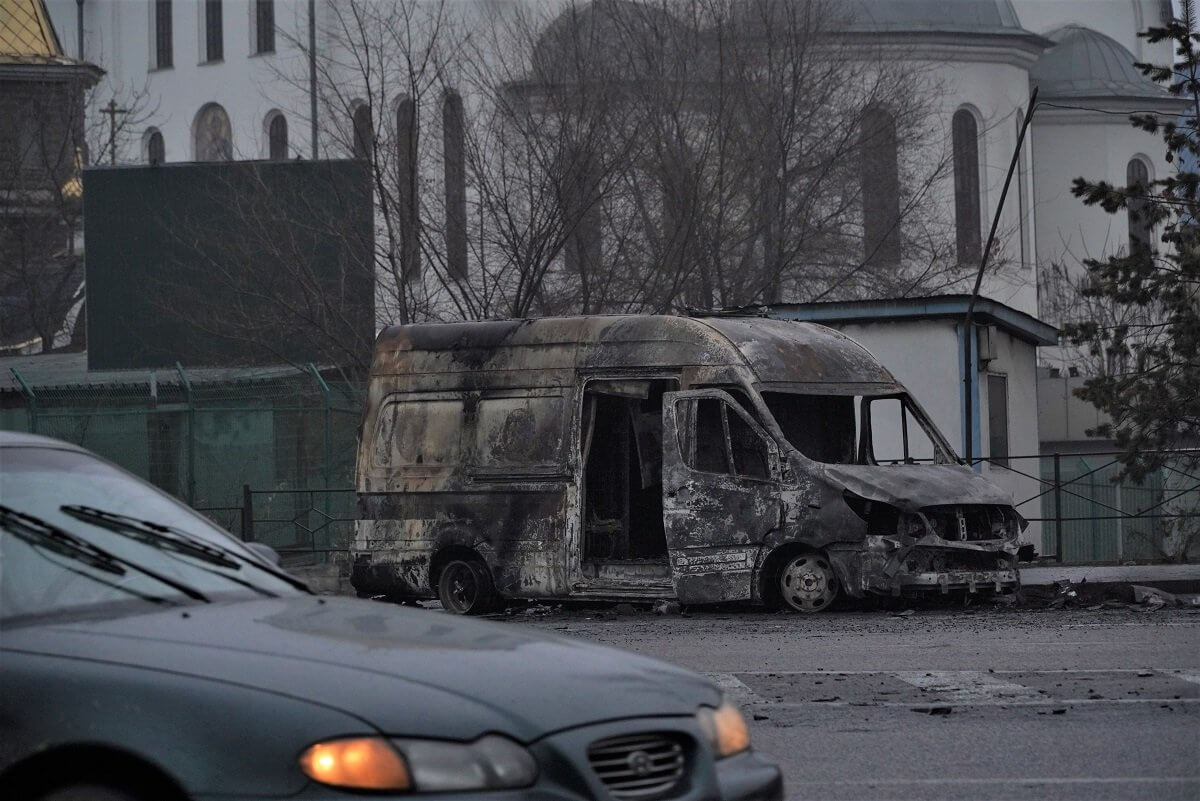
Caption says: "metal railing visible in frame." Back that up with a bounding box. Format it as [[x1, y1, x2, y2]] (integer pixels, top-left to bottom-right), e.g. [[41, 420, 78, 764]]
[[206, 449, 1200, 566]]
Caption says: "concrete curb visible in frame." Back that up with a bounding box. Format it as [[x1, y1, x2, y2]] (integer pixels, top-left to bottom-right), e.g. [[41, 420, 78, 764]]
[[1020, 563, 1200, 595]]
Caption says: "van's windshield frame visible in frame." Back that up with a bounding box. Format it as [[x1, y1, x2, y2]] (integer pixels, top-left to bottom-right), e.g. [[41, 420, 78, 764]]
[[755, 387, 960, 467]]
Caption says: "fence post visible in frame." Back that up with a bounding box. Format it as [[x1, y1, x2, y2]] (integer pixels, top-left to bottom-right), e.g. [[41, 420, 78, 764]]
[[176, 362, 196, 505], [241, 484, 255, 542], [306, 363, 332, 489], [1053, 452, 1063, 563], [11, 368, 38, 433]]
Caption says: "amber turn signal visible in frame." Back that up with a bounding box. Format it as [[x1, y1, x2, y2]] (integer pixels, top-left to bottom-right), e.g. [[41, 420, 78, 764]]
[[299, 737, 412, 790], [698, 699, 751, 758]]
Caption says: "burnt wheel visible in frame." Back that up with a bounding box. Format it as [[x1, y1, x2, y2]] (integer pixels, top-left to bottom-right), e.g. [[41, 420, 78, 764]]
[[437, 559, 497, 615], [779, 552, 838, 613]]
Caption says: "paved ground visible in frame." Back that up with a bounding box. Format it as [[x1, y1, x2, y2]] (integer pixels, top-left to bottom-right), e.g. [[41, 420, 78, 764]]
[[499, 606, 1200, 801]]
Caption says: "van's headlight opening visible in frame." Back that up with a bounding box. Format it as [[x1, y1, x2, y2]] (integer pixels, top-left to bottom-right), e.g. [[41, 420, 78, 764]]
[[300, 734, 538, 791], [697, 699, 751, 758]]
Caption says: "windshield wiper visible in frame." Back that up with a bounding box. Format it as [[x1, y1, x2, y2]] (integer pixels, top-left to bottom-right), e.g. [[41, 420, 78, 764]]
[[61, 505, 310, 595], [0, 505, 209, 602], [62, 506, 241, 568]]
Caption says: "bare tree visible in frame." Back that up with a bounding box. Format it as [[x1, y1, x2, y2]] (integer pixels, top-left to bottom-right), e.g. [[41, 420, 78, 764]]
[[246, 0, 996, 338]]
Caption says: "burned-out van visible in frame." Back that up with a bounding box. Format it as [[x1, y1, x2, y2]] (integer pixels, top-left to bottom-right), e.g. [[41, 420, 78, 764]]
[[353, 315, 1025, 613]]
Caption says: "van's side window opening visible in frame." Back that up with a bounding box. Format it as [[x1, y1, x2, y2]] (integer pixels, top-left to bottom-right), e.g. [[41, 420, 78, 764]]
[[373, 399, 463, 467], [474, 395, 565, 468], [683, 398, 770, 480], [762, 392, 949, 465]]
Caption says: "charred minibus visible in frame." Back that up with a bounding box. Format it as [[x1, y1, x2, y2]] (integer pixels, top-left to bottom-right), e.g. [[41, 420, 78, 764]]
[[353, 315, 1025, 613]]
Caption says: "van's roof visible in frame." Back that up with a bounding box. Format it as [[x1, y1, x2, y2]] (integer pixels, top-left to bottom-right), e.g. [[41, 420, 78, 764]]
[[372, 315, 898, 387]]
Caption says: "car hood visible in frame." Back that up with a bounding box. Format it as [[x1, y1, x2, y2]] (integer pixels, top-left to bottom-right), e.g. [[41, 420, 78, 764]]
[[820, 463, 1014, 512], [7, 596, 718, 743]]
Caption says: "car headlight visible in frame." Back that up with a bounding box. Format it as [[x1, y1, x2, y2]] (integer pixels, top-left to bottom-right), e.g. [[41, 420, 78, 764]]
[[696, 699, 751, 758], [299, 734, 538, 792]]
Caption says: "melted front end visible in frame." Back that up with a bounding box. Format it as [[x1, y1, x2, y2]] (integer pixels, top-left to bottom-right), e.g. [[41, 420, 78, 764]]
[[840, 494, 1023, 597]]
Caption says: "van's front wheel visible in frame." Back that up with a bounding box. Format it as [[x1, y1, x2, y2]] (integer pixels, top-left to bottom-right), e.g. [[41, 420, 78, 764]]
[[779, 552, 838, 613], [438, 559, 497, 614]]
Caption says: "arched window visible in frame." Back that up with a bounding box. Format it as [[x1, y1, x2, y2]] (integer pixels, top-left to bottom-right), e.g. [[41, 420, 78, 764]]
[[952, 108, 981, 265], [396, 97, 420, 280], [1127, 158, 1152, 254], [193, 103, 232, 161], [860, 107, 900, 266], [352, 103, 373, 160], [267, 112, 287, 160], [146, 128, 165, 165], [442, 89, 467, 281]]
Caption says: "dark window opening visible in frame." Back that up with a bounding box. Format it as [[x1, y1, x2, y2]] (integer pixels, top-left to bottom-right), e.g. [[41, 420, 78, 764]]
[[952, 109, 981, 265], [268, 114, 287, 160], [1127, 158, 1152, 254], [255, 0, 275, 54], [683, 398, 769, 481], [397, 97, 420, 281], [987, 374, 1009, 468], [147, 130, 165, 164], [581, 379, 677, 568], [860, 107, 900, 266], [762, 391, 950, 466], [352, 104, 373, 160], [442, 90, 467, 281], [205, 0, 223, 62], [154, 0, 173, 68]]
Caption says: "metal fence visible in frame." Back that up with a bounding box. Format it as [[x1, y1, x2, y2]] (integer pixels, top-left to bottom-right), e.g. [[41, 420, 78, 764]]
[[970, 450, 1200, 563], [3, 363, 364, 526]]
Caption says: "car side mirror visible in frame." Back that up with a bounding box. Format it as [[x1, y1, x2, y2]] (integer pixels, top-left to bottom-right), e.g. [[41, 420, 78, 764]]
[[244, 541, 282, 567]]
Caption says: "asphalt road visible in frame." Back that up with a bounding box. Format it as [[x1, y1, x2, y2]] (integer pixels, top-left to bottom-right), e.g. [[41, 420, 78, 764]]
[[500, 606, 1200, 801]]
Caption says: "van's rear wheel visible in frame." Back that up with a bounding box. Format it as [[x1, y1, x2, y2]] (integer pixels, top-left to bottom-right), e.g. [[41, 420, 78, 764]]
[[779, 553, 838, 613], [438, 559, 497, 615]]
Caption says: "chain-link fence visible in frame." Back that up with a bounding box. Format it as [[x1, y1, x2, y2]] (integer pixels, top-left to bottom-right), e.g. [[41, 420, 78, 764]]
[[2, 361, 363, 550]]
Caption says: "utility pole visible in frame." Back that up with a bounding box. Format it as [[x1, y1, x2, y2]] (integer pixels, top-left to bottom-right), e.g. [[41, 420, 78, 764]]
[[962, 86, 1038, 467], [309, 0, 319, 159], [100, 99, 128, 165]]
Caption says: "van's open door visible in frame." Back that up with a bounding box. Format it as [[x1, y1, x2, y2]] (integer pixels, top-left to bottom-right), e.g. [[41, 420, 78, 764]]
[[661, 389, 782, 604]]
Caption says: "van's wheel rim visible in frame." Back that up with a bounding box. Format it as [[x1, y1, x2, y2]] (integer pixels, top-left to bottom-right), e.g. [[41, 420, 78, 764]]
[[440, 561, 487, 614], [780, 554, 837, 612]]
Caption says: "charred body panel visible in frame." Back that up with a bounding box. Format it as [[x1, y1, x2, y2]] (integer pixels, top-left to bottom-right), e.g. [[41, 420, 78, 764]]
[[354, 315, 1025, 610]]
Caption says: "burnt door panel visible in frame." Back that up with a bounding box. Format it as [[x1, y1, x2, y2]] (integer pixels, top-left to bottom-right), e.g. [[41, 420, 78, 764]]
[[662, 390, 782, 604]]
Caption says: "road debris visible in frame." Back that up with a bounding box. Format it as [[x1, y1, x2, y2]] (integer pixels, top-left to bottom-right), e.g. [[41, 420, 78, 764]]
[[653, 599, 682, 615]]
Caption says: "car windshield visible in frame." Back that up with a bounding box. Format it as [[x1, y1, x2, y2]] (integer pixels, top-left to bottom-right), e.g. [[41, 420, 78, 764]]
[[761, 391, 956, 466], [0, 446, 305, 624]]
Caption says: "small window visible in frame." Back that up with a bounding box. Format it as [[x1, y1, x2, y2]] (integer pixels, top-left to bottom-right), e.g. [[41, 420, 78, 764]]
[[205, 0, 223, 62], [372, 399, 463, 468], [474, 396, 565, 467], [352, 104, 373, 160], [952, 108, 981, 265], [987, 375, 1009, 468], [267, 113, 287, 160], [442, 89, 467, 280], [255, 0, 275, 54], [1127, 158, 1152, 254], [682, 398, 769, 480], [146, 129, 165, 164], [860, 106, 900, 265], [193, 103, 232, 161], [154, 0, 173, 68]]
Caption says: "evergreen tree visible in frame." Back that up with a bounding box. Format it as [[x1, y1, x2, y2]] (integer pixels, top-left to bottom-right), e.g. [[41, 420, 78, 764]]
[[1065, 2, 1200, 485]]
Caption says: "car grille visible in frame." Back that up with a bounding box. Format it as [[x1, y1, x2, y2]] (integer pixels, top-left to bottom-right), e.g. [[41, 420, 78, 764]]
[[587, 732, 686, 799]]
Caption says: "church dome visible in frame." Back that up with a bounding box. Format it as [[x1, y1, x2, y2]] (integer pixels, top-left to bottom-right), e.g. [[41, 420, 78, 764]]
[[1030, 25, 1169, 100], [843, 0, 1024, 34]]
